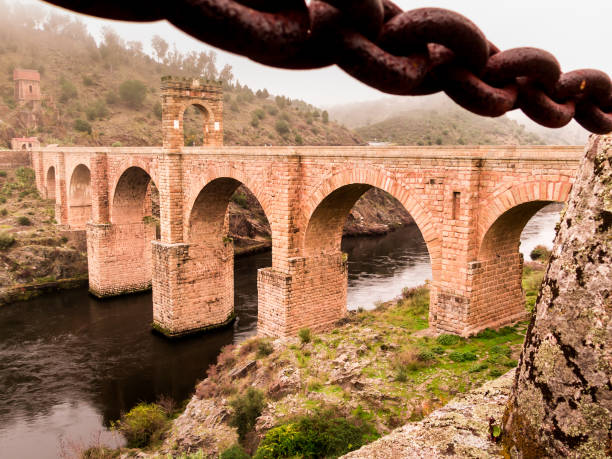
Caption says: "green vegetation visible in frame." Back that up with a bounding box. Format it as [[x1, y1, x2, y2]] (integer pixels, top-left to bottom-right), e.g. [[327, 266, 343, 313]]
[[529, 244, 551, 261], [298, 328, 312, 344], [231, 192, 248, 208], [274, 120, 290, 135], [254, 409, 379, 459], [229, 388, 266, 443], [0, 231, 14, 249], [220, 445, 250, 459], [74, 119, 92, 134], [257, 340, 274, 358], [119, 79, 147, 108], [16, 216, 31, 226], [112, 403, 169, 448]]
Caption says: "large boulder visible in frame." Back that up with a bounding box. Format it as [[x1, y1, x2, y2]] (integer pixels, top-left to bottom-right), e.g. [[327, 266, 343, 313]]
[[502, 135, 612, 457]]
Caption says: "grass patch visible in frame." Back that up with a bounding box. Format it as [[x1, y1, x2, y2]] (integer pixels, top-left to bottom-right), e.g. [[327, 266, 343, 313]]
[[111, 403, 169, 448]]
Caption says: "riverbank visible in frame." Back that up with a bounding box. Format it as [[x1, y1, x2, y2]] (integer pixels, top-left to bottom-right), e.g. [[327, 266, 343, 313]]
[[97, 263, 544, 458]]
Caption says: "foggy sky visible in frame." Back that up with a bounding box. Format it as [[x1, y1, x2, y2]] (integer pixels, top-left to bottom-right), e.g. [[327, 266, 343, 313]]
[[30, 0, 612, 107]]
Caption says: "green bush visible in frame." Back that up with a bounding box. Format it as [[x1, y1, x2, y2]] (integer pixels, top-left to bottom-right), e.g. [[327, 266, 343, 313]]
[[436, 334, 461, 346], [229, 387, 266, 442], [265, 105, 278, 116], [231, 192, 248, 208], [0, 171, 6, 177], [275, 120, 290, 135], [468, 362, 488, 373], [298, 328, 311, 344], [449, 350, 477, 362], [490, 345, 511, 357], [59, 77, 77, 103], [431, 346, 445, 355], [113, 403, 168, 448], [294, 133, 304, 145], [220, 445, 250, 459], [254, 409, 378, 459], [257, 340, 274, 358], [489, 368, 504, 378], [530, 244, 551, 261], [250, 117, 259, 128], [0, 232, 15, 250], [17, 216, 31, 226], [322, 110, 329, 123], [82, 75, 94, 86], [253, 108, 265, 120], [85, 100, 109, 121], [119, 79, 147, 108], [153, 101, 162, 120], [74, 119, 92, 134], [417, 350, 436, 362], [15, 167, 35, 185], [0, 208, 7, 216]]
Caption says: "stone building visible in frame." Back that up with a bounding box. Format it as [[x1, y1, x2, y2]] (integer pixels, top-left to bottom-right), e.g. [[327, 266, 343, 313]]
[[11, 137, 40, 150], [13, 69, 41, 108]]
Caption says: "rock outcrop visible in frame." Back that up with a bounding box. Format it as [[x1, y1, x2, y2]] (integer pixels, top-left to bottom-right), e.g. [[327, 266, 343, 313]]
[[502, 135, 612, 457]]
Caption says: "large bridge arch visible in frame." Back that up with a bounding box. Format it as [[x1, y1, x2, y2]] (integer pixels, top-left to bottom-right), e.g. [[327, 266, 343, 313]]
[[466, 180, 572, 334], [68, 164, 91, 229], [302, 167, 440, 273], [46, 166, 55, 201]]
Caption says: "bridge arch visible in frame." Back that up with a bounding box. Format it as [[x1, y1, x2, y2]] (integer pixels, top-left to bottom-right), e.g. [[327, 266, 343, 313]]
[[302, 168, 440, 269], [68, 164, 91, 229], [111, 166, 159, 226], [46, 166, 55, 201]]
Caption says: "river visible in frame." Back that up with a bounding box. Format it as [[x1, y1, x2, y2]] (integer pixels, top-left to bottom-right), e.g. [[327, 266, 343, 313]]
[[0, 204, 561, 458]]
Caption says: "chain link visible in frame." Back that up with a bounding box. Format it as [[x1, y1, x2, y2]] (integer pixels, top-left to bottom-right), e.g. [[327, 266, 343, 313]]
[[46, 0, 612, 134]]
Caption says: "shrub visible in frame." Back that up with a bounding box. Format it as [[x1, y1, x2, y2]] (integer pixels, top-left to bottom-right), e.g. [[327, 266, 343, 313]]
[[17, 216, 31, 226], [119, 79, 147, 108], [86, 100, 109, 121], [153, 101, 162, 120], [0, 232, 15, 250], [220, 445, 250, 459], [15, 167, 35, 185], [436, 334, 461, 346], [111, 141, 122, 147], [431, 346, 445, 355], [469, 362, 488, 373], [490, 345, 511, 357], [113, 403, 168, 448], [489, 368, 504, 378], [229, 387, 265, 442], [217, 344, 237, 367], [393, 349, 426, 379], [265, 105, 278, 116], [322, 110, 329, 123], [530, 244, 551, 261], [105, 91, 119, 105], [417, 350, 436, 362], [275, 120, 290, 135], [74, 119, 92, 134], [250, 117, 259, 128], [449, 350, 478, 362], [59, 77, 77, 103], [231, 192, 248, 208], [82, 75, 94, 86], [253, 108, 265, 120], [257, 340, 274, 358], [298, 328, 311, 344], [294, 133, 303, 145], [0, 171, 6, 177], [254, 409, 378, 459]]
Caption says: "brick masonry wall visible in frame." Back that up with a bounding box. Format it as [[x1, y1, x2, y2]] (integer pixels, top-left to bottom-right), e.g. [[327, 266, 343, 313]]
[[35, 145, 583, 338], [87, 222, 156, 297]]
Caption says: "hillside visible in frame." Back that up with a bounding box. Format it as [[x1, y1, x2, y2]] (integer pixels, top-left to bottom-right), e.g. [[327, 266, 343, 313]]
[[0, 5, 360, 148], [329, 93, 587, 146], [355, 108, 547, 146]]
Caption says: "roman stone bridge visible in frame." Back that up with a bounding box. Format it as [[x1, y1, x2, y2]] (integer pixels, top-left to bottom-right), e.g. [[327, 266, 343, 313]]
[[28, 77, 584, 338]]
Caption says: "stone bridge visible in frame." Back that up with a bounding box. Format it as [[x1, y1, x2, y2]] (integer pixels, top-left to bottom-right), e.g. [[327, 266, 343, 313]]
[[29, 77, 584, 338]]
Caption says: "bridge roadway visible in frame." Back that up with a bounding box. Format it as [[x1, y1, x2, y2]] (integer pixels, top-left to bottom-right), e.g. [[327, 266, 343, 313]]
[[31, 144, 583, 338]]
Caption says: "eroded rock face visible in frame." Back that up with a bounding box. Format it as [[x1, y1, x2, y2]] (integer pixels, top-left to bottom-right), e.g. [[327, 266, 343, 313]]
[[502, 135, 612, 458]]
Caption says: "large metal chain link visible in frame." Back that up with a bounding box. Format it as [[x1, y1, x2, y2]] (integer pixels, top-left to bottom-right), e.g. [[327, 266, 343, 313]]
[[45, 0, 612, 134]]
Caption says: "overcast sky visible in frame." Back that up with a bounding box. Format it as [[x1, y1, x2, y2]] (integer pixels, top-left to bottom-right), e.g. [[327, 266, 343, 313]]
[[30, 0, 612, 107]]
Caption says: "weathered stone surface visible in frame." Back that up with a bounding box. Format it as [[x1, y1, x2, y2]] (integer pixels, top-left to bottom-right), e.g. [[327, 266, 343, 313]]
[[342, 370, 514, 458], [502, 135, 612, 458]]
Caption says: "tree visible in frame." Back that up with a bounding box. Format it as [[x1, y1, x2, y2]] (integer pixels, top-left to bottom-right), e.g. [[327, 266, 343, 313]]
[[219, 64, 234, 87], [119, 80, 147, 108], [322, 110, 329, 124], [151, 35, 169, 63]]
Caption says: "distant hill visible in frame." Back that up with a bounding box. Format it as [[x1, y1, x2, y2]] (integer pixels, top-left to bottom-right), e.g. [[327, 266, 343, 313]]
[[329, 93, 588, 146], [0, 4, 360, 148]]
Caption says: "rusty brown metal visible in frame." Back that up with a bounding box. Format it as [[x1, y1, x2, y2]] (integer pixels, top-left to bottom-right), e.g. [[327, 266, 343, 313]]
[[42, 0, 612, 134]]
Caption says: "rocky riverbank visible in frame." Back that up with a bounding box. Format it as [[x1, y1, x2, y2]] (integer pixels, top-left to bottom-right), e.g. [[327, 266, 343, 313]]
[[100, 264, 545, 458]]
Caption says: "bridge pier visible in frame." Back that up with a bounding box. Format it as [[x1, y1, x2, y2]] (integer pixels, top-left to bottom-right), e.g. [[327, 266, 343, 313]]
[[87, 222, 156, 297], [258, 253, 348, 337], [152, 242, 235, 337]]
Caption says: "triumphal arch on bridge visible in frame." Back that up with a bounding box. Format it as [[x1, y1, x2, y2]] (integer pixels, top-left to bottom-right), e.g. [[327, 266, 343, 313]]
[[32, 77, 582, 338]]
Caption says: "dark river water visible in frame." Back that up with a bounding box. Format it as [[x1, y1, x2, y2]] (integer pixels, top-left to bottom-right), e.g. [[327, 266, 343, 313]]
[[0, 205, 560, 458]]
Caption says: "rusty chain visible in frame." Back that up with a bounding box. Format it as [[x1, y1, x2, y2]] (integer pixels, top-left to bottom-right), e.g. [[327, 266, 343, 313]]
[[45, 0, 612, 134]]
